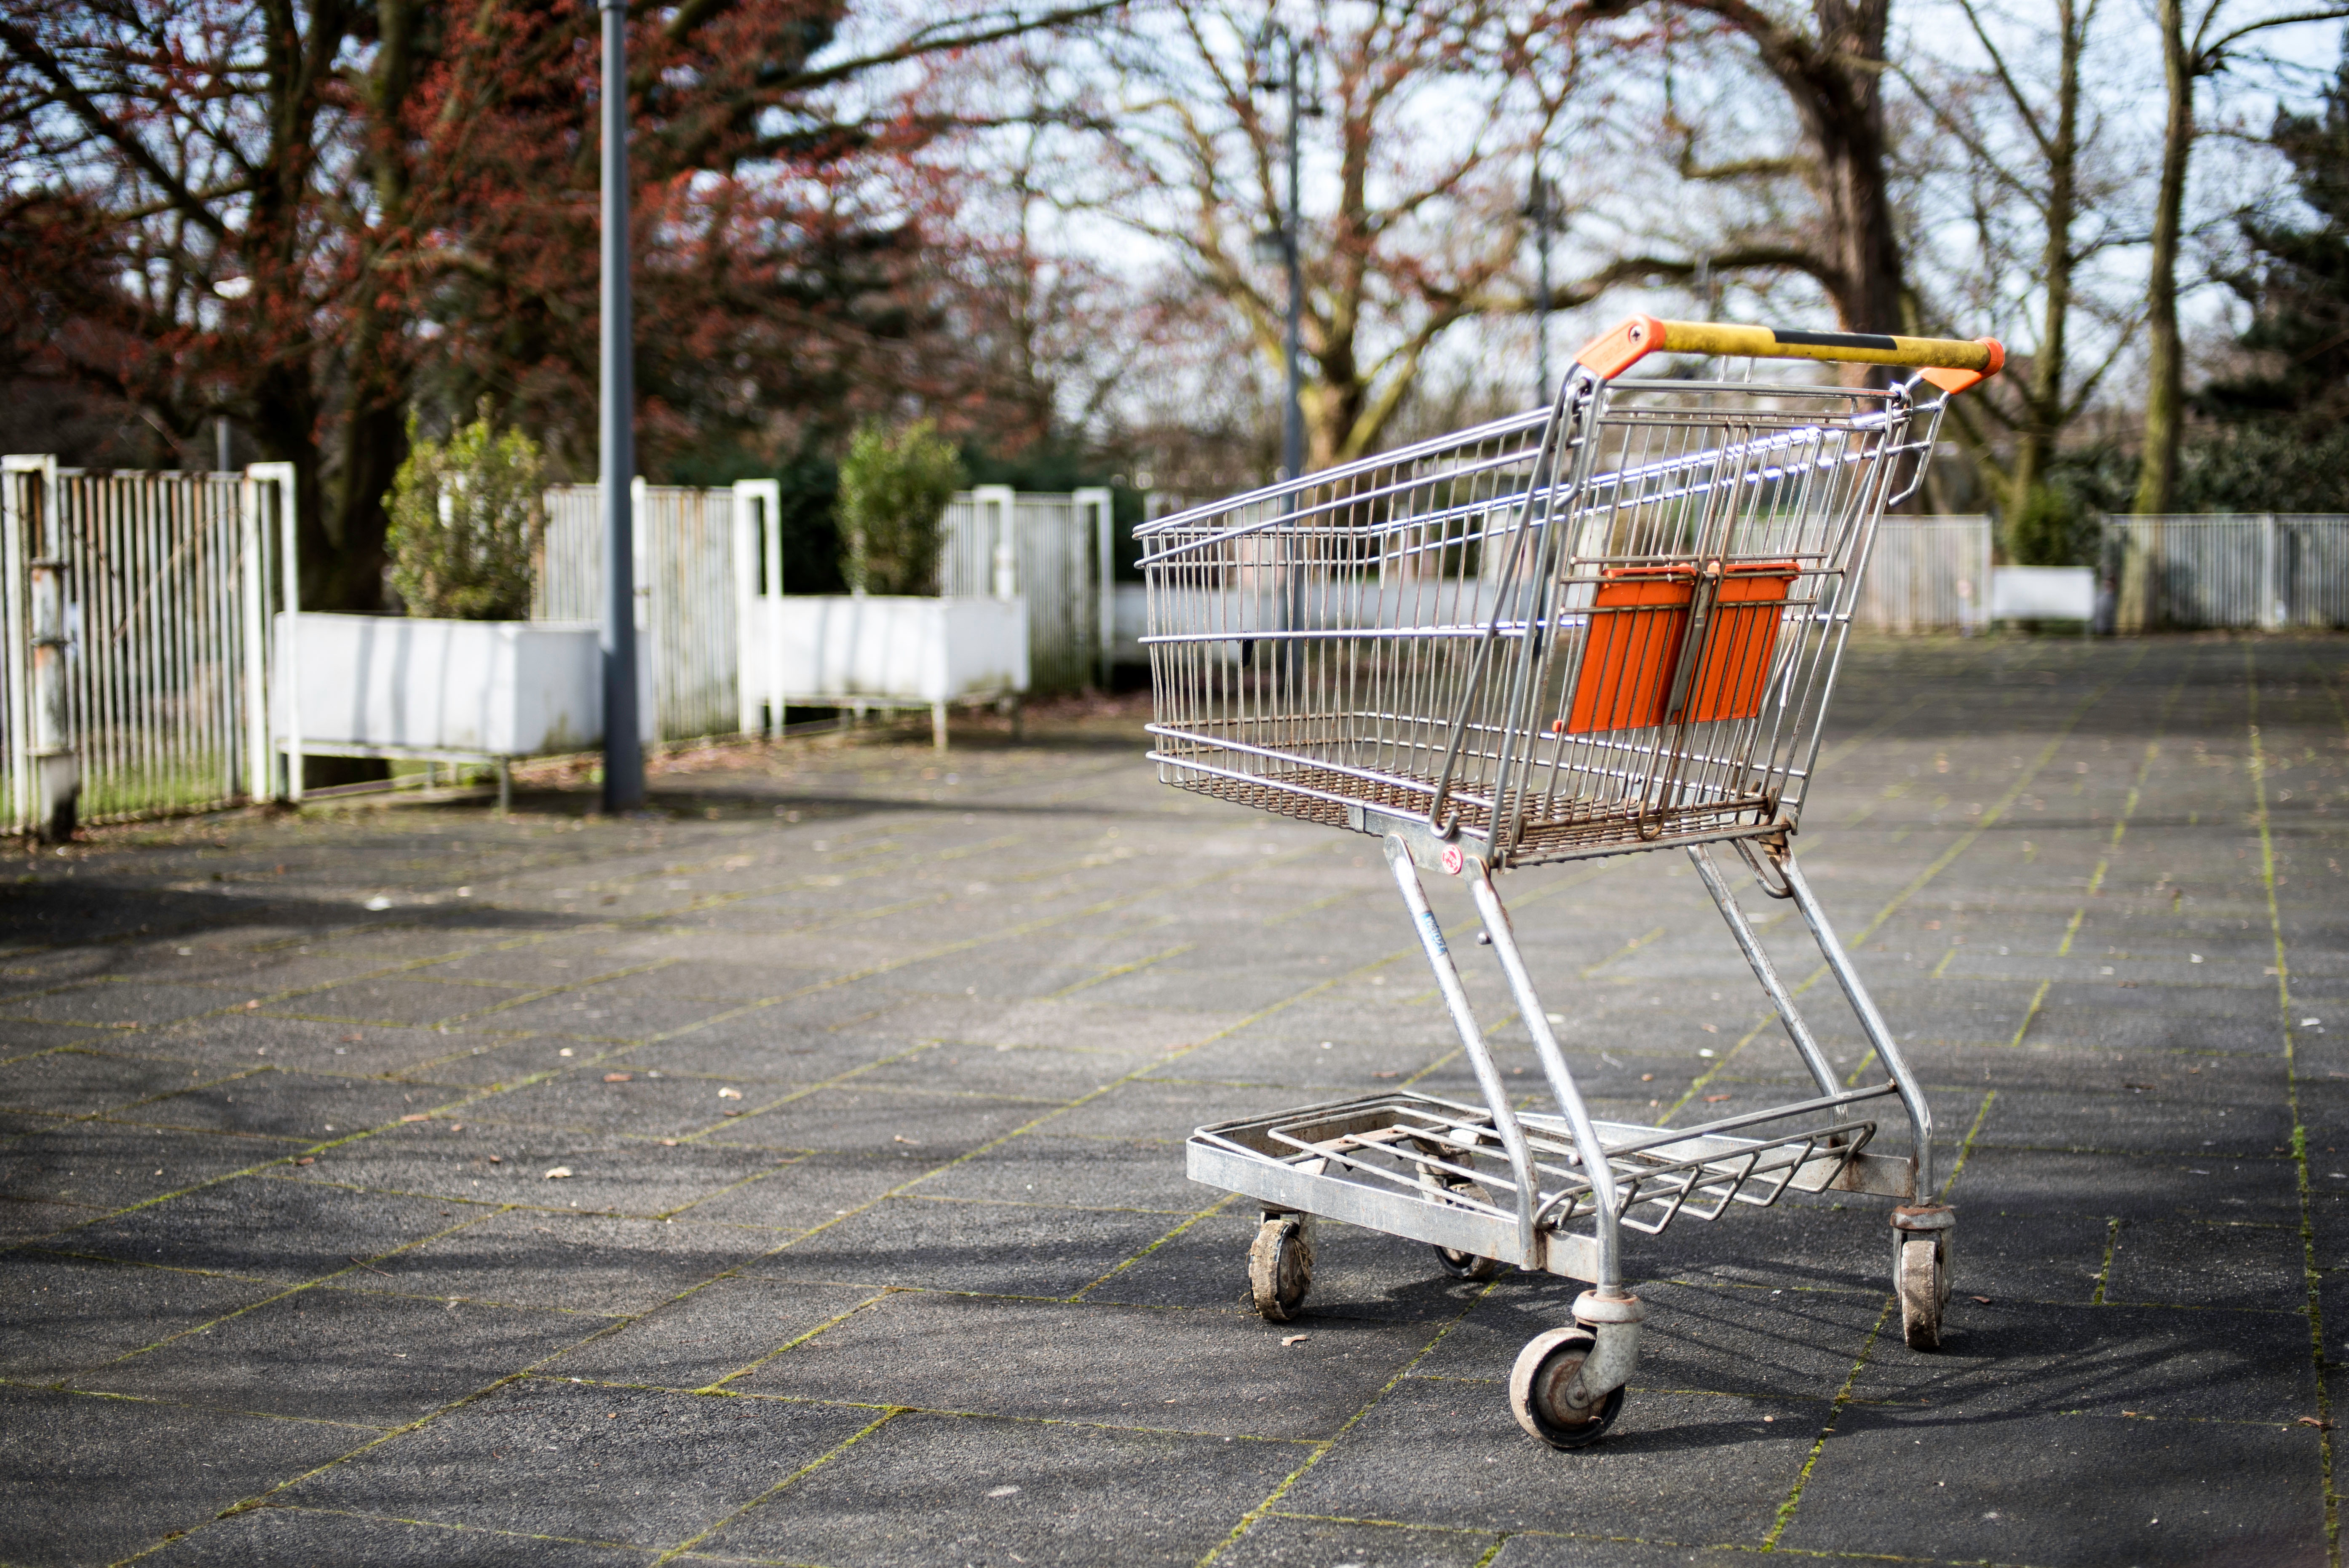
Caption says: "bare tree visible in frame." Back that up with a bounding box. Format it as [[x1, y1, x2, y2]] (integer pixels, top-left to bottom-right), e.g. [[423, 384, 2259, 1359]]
[[1565, 0, 1910, 339], [919, 90, 1193, 455], [2131, 0, 2349, 514], [1075, 0, 1590, 469], [1897, 0, 2142, 530]]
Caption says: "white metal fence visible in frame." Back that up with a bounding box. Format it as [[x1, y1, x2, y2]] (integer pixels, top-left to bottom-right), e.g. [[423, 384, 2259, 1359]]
[[1851, 516, 1993, 633], [0, 459, 288, 833], [939, 486, 1115, 692], [563, 483, 1116, 743], [536, 483, 770, 741], [5, 451, 2344, 833], [2109, 514, 2349, 630], [1850, 514, 2349, 632]]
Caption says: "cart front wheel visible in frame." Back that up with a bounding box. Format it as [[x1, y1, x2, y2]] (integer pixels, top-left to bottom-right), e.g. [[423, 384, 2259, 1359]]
[[1898, 1233, 1946, 1350], [1249, 1215, 1313, 1322], [1421, 1174, 1504, 1282], [1509, 1327, 1626, 1449]]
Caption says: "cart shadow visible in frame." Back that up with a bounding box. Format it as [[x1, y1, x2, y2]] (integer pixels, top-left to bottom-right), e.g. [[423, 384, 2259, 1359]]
[[0, 879, 591, 948], [1419, 1274, 2285, 1453]]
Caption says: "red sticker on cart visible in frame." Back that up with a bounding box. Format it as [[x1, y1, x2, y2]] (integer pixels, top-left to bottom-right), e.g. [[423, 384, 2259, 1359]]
[[1440, 846, 1463, 876]]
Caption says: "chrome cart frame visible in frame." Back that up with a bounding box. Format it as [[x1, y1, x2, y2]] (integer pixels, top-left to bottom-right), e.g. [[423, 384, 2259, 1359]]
[[1139, 316, 2003, 1447]]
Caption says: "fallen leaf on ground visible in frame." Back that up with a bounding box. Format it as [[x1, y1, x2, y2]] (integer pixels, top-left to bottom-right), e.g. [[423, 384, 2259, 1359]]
[[603, 1072, 632, 1083], [543, 1166, 573, 1179], [1282, 1334, 1308, 1347]]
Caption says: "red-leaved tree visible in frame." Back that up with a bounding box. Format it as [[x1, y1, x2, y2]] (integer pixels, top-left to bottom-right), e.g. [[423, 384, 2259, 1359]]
[[0, 0, 1113, 610]]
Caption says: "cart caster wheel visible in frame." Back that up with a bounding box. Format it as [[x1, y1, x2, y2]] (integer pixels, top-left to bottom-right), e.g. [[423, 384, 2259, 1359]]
[[1420, 1175, 1503, 1282], [1510, 1327, 1625, 1449], [1249, 1215, 1313, 1323], [1898, 1233, 1948, 1350]]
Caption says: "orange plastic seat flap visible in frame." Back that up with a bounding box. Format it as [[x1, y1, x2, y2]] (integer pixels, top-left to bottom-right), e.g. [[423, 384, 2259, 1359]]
[[1558, 562, 1798, 736]]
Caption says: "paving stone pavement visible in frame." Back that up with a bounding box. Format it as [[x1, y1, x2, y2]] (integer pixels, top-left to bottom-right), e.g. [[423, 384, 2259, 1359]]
[[0, 635, 2344, 1568]]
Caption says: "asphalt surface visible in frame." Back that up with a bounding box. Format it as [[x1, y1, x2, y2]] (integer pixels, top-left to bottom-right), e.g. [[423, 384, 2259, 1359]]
[[0, 635, 2343, 1568]]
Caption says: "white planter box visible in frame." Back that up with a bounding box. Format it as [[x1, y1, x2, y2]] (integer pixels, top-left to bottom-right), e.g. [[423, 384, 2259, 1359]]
[[769, 595, 1029, 705], [273, 611, 647, 758], [1989, 566, 2096, 621]]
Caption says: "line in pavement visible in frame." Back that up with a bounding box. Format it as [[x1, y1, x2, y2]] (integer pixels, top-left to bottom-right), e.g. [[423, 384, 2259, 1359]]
[[2250, 642, 2339, 1566]]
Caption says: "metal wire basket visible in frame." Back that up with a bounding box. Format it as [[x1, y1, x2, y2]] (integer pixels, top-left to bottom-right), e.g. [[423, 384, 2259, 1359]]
[[1140, 321, 1993, 870]]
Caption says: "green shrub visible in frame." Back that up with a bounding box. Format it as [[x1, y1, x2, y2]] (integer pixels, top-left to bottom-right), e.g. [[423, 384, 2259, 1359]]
[[385, 410, 546, 619], [837, 419, 965, 596], [2006, 484, 2095, 566]]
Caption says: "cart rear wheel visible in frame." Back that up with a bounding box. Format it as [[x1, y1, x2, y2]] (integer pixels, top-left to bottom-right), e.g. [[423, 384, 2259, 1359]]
[[1249, 1215, 1313, 1322], [1509, 1327, 1625, 1449], [1898, 1233, 1946, 1350], [1419, 1173, 1504, 1282]]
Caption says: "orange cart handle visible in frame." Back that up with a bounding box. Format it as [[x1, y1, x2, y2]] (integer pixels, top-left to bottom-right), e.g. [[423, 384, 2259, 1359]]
[[1576, 316, 2005, 394]]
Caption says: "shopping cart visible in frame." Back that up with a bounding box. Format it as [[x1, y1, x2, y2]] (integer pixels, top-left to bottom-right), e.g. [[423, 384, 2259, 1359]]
[[1140, 316, 2003, 1448]]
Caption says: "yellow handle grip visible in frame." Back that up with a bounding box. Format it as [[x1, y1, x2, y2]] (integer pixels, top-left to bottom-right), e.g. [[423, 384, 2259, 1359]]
[[1576, 316, 2005, 393]]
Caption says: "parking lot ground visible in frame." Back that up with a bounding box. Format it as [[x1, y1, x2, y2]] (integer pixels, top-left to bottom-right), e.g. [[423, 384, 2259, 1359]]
[[1, 634, 2344, 1567]]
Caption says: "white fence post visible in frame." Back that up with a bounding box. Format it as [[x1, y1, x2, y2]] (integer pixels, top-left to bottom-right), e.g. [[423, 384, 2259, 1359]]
[[1074, 487, 1115, 689], [0, 457, 45, 833], [249, 463, 301, 802], [732, 479, 780, 734], [23, 464, 76, 841], [240, 472, 272, 803], [2263, 513, 2282, 630], [973, 484, 1017, 601]]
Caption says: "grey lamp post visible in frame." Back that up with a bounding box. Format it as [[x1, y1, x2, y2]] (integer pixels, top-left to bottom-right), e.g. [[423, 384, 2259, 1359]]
[[1248, 21, 1311, 484], [1524, 161, 1558, 406], [598, 0, 644, 811]]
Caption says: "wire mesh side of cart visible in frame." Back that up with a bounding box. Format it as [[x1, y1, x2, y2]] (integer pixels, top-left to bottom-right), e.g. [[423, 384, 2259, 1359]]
[[1139, 379, 1946, 867]]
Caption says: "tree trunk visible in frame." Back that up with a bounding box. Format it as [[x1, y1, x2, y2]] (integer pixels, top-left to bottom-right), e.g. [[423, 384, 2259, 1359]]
[[1782, 0, 1904, 336], [2008, 0, 2082, 524], [2132, 0, 2191, 519], [2122, 0, 2191, 630], [304, 0, 420, 620]]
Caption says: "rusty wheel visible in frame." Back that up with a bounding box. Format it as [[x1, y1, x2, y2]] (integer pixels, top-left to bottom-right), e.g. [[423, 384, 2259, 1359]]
[[1249, 1215, 1313, 1323], [1418, 1168, 1504, 1283], [1898, 1233, 1946, 1351], [1509, 1326, 1625, 1450]]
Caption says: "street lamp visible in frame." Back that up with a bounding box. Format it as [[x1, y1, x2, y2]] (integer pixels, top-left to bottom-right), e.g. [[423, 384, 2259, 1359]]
[[1248, 20, 1313, 484], [1523, 159, 1559, 407], [598, 0, 643, 812]]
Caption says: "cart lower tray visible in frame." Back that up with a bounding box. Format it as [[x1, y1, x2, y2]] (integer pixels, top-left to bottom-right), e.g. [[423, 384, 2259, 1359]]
[[1189, 1086, 1917, 1282]]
